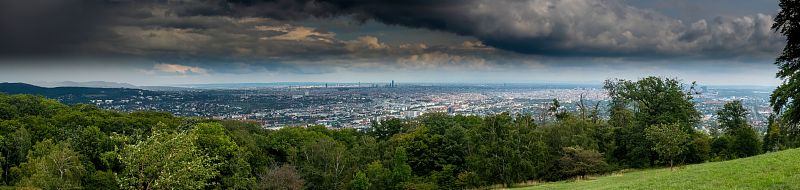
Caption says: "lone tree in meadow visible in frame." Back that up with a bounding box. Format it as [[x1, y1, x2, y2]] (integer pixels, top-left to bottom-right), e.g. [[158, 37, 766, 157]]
[[645, 123, 690, 170]]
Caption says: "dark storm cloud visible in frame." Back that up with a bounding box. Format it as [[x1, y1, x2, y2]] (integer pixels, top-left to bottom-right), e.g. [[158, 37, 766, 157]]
[[204, 0, 783, 58], [0, 0, 114, 55], [0, 0, 783, 61]]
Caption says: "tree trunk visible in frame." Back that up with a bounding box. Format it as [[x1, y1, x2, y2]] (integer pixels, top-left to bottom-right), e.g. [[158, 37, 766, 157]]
[[669, 160, 673, 171]]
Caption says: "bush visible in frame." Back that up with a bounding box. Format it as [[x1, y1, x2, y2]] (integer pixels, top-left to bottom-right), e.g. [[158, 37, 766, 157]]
[[557, 146, 609, 178]]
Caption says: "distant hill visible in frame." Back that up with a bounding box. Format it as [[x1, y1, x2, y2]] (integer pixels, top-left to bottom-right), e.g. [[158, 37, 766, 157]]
[[0, 83, 159, 103], [30, 81, 139, 89], [139, 86, 197, 91], [175, 82, 339, 89], [516, 148, 800, 190]]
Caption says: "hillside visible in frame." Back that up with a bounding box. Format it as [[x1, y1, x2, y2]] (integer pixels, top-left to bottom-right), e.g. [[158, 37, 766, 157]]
[[0, 82, 160, 103], [515, 148, 800, 190], [30, 81, 139, 88]]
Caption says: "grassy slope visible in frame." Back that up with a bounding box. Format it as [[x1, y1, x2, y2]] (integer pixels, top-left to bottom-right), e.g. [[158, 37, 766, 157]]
[[515, 148, 800, 190]]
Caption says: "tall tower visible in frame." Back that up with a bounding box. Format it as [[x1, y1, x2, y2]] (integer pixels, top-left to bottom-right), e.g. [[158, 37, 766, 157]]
[[391, 80, 395, 88]]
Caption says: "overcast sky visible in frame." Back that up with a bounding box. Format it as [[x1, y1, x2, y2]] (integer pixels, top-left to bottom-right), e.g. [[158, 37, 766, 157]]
[[0, 0, 786, 86]]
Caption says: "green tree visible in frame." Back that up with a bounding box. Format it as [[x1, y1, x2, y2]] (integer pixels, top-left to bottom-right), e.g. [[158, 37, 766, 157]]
[[192, 123, 255, 189], [455, 171, 481, 189], [605, 77, 700, 167], [118, 131, 218, 190], [295, 139, 353, 190], [363, 161, 392, 190], [549, 99, 568, 120], [763, 115, 786, 152], [390, 147, 413, 188], [728, 127, 762, 158], [716, 101, 762, 158], [11, 127, 31, 166], [430, 164, 460, 190], [17, 139, 85, 190], [684, 132, 711, 163], [466, 113, 547, 187], [392, 113, 468, 177], [257, 164, 304, 190], [71, 126, 112, 170], [771, 0, 800, 128], [350, 171, 370, 190], [710, 136, 732, 160], [717, 101, 749, 128], [84, 171, 119, 190], [645, 123, 690, 169], [369, 118, 410, 141], [557, 146, 608, 179]]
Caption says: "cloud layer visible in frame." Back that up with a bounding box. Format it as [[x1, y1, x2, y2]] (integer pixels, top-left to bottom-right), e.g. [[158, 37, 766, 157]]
[[178, 0, 782, 57], [0, 0, 784, 75]]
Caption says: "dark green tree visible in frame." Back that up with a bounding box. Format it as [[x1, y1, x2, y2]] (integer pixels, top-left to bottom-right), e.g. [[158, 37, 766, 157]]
[[715, 101, 762, 158], [763, 115, 786, 152], [392, 113, 467, 177], [466, 113, 547, 187], [604, 77, 700, 167], [717, 101, 749, 129], [390, 147, 413, 188], [369, 118, 410, 141], [556, 146, 608, 179], [771, 0, 800, 128], [363, 161, 392, 190]]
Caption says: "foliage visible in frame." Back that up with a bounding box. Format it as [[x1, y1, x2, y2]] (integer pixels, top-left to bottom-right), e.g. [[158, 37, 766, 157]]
[[118, 131, 218, 190], [192, 123, 255, 189], [0, 86, 774, 189], [294, 138, 353, 190], [257, 164, 304, 190], [771, 0, 800, 126], [713, 101, 762, 159], [604, 77, 700, 168], [684, 131, 711, 163], [17, 140, 85, 190], [556, 146, 608, 178], [349, 171, 370, 190], [369, 118, 410, 141], [466, 113, 548, 187], [645, 123, 690, 168], [716, 101, 749, 130], [363, 161, 391, 190], [763, 115, 786, 152]]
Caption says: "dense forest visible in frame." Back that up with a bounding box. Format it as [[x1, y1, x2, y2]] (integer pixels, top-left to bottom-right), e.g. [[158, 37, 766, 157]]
[[0, 76, 789, 190]]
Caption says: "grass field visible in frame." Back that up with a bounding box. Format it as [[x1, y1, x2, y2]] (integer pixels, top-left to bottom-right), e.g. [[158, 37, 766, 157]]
[[513, 148, 800, 190]]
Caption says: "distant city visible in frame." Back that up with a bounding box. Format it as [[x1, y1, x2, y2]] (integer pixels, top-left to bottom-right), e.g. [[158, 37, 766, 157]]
[[0, 81, 774, 133]]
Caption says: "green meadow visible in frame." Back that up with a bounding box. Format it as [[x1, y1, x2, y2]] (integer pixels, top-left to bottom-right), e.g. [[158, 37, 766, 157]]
[[515, 148, 800, 190]]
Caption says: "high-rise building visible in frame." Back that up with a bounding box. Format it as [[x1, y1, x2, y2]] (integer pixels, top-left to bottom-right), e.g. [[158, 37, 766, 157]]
[[391, 80, 395, 88]]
